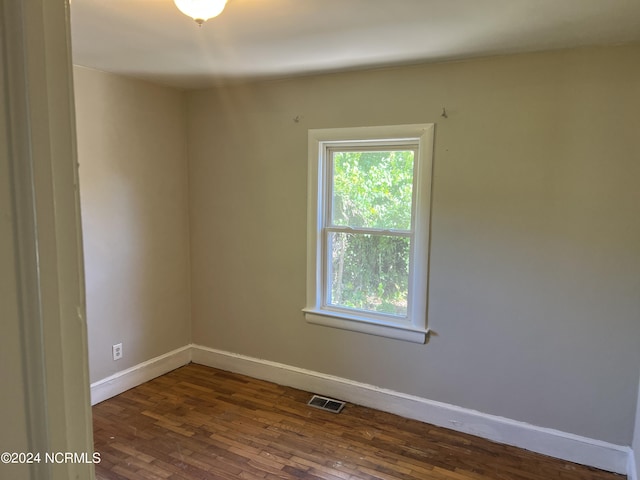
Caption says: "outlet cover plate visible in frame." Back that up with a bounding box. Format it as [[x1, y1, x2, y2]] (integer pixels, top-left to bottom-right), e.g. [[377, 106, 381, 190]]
[[112, 343, 123, 361]]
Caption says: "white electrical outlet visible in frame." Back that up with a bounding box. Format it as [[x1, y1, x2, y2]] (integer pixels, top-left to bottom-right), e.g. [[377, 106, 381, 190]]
[[112, 343, 123, 361]]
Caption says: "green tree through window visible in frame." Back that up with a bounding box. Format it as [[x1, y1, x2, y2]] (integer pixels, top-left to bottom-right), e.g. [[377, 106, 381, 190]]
[[327, 149, 415, 316]]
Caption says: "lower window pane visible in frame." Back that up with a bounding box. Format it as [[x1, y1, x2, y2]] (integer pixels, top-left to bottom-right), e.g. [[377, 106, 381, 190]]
[[327, 232, 409, 317]]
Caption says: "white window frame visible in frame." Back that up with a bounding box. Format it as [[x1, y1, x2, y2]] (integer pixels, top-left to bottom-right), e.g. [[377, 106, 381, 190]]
[[303, 124, 434, 343]]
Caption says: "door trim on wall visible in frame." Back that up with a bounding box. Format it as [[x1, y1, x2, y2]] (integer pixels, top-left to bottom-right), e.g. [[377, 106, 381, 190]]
[[2, 0, 95, 478], [629, 449, 638, 480]]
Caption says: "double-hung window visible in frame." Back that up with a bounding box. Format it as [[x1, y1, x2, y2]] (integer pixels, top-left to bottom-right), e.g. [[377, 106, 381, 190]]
[[304, 124, 434, 343]]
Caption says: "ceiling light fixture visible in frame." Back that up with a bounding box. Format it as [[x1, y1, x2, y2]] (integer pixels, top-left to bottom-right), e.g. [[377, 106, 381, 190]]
[[174, 0, 228, 26]]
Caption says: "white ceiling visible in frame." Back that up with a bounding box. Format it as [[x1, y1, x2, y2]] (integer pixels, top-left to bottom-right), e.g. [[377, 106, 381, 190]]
[[70, 0, 640, 89]]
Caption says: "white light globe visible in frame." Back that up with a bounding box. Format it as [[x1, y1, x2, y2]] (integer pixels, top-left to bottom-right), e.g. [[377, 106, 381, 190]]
[[174, 0, 228, 25]]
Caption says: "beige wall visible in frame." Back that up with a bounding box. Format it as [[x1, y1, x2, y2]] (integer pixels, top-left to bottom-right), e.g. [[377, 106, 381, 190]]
[[74, 66, 191, 383], [187, 45, 640, 446]]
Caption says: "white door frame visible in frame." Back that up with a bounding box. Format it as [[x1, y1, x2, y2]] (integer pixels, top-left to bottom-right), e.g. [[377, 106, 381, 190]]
[[1, 0, 94, 478]]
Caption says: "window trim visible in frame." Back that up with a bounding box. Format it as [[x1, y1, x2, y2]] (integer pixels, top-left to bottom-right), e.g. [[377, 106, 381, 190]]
[[303, 124, 434, 343]]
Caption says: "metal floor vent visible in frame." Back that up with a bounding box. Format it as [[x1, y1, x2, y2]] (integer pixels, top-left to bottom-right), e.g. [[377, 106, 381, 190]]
[[307, 395, 346, 413]]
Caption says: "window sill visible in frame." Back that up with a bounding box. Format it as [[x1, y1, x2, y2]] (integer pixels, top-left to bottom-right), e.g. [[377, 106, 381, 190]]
[[302, 308, 428, 344]]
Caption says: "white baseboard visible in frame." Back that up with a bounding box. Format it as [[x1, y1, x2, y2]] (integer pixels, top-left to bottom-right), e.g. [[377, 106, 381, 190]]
[[191, 344, 630, 476], [90, 345, 191, 405], [89, 343, 631, 476]]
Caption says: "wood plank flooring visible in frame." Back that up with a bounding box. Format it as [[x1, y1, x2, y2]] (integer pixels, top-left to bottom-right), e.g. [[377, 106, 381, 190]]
[[93, 363, 624, 480]]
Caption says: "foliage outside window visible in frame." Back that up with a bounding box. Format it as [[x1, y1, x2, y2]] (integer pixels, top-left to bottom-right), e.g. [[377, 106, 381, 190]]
[[328, 148, 414, 317], [304, 125, 434, 343]]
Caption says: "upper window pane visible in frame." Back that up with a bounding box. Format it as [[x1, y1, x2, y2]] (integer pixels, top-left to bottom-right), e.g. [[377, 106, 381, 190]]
[[331, 150, 415, 230]]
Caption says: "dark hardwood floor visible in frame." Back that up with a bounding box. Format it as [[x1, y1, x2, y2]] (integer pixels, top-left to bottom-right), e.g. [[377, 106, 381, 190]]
[[93, 363, 624, 480]]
